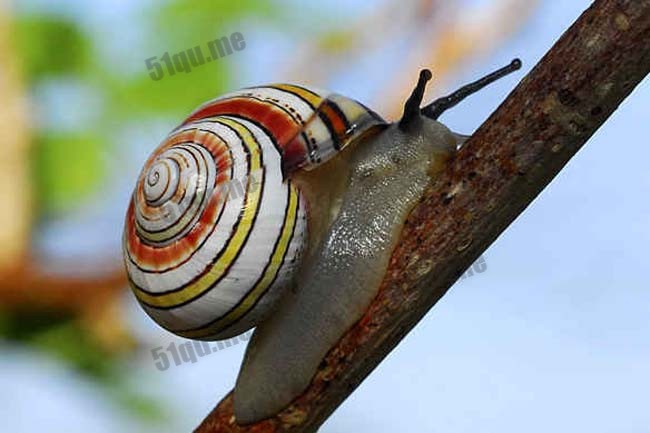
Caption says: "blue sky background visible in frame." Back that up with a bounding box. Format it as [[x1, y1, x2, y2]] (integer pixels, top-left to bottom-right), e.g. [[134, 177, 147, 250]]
[[1, 1, 648, 432]]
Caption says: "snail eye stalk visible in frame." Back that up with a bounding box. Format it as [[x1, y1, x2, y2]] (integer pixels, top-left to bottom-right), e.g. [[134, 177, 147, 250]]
[[399, 69, 432, 131], [422, 58, 522, 120]]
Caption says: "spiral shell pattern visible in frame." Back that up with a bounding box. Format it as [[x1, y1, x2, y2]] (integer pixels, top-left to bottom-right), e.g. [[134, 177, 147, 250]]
[[123, 84, 385, 340]]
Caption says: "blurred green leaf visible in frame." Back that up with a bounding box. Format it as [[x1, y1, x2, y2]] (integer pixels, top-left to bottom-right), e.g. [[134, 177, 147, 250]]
[[0, 309, 71, 341], [154, 0, 279, 45], [15, 16, 92, 81], [32, 132, 106, 214], [0, 309, 113, 379], [318, 29, 357, 53], [107, 60, 231, 118], [107, 0, 282, 119], [30, 319, 116, 378]]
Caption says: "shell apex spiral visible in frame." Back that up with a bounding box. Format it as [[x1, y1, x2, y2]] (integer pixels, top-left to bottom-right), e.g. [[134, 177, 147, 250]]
[[123, 83, 385, 340]]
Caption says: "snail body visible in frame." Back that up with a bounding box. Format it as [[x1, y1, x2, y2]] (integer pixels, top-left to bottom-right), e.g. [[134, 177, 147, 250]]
[[234, 110, 458, 423], [123, 60, 522, 424]]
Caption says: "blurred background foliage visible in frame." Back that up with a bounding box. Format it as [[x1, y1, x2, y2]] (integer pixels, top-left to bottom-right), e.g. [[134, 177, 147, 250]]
[[2, 0, 285, 422], [16, 0, 280, 216], [0, 0, 539, 430]]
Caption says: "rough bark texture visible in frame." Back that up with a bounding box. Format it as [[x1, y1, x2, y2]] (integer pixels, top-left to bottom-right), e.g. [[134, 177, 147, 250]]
[[196, 1, 650, 431]]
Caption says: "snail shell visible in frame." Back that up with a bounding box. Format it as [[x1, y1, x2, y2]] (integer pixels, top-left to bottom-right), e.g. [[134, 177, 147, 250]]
[[123, 84, 385, 340]]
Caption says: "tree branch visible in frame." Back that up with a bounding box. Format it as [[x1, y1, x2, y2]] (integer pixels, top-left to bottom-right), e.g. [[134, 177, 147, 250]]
[[196, 1, 650, 431], [0, 261, 126, 313]]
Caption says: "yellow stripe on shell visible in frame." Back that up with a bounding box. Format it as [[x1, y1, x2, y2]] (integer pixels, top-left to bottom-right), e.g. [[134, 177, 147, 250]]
[[270, 83, 324, 109], [177, 183, 299, 339]]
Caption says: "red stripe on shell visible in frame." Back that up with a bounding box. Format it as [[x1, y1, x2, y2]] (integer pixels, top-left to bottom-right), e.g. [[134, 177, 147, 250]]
[[184, 97, 310, 176]]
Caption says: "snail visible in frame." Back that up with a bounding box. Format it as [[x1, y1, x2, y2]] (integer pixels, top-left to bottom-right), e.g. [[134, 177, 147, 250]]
[[123, 59, 522, 424]]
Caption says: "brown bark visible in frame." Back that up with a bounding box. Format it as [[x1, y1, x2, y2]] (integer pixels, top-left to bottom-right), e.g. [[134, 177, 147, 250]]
[[196, 1, 650, 431]]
